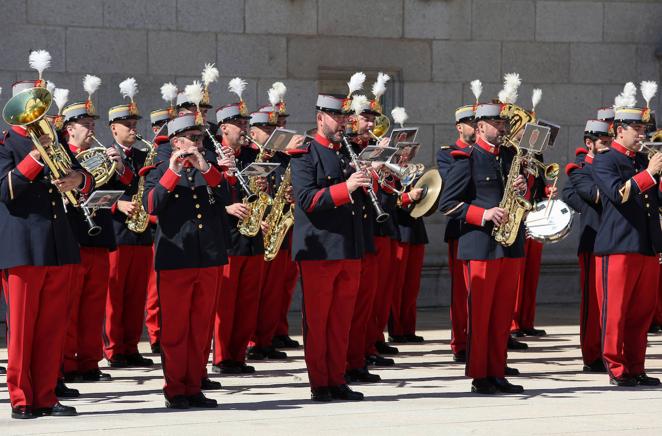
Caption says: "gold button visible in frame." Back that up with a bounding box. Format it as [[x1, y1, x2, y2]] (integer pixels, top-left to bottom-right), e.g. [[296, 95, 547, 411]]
[[486, 177, 490, 181], [327, 176, 331, 180], [644, 194, 649, 198], [191, 187, 195, 191], [362, 206, 366, 210], [174, 194, 179, 198], [197, 214, 202, 219], [48, 188, 53, 193], [646, 203, 650, 207], [53, 214, 57, 219], [193, 194, 198, 199], [51, 201, 56, 206], [188, 177, 193, 182], [195, 204, 200, 209], [351, 211, 355, 216], [198, 224, 203, 229], [363, 214, 367, 218]]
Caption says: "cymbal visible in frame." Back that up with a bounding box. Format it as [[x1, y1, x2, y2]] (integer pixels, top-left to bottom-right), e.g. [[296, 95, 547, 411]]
[[410, 169, 442, 218]]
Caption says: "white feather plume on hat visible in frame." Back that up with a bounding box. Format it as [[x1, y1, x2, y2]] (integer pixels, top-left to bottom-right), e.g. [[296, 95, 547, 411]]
[[271, 82, 286, 101], [347, 72, 366, 97], [228, 77, 247, 100], [641, 81, 658, 108], [268, 88, 279, 107], [470, 79, 482, 103], [613, 82, 637, 109], [531, 89, 542, 112], [391, 107, 408, 128], [53, 88, 69, 114], [46, 81, 56, 94], [83, 75, 101, 98], [372, 72, 390, 99], [29, 50, 51, 80], [351, 95, 370, 116], [498, 72, 521, 104], [119, 77, 138, 102], [202, 63, 220, 87], [185, 81, 204, 107], [160, 82, 178, 104]]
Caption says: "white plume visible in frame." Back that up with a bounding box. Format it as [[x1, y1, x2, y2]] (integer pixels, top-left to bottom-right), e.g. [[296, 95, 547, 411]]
[[268, 87, 279, 107], [271, 81, 287, 100], [119, 77, 138, 101], [372, 72, 390, 99], [160, 82, 178, 103], [641, 81, 658, 108], [28, 50, 51, 79], [83, 75, 101, 97], [470, 79, 482, 102], [351, 95, 370, 116], [202, 63, 220, 87], [185, 81, 204, 107], [391, 107, 408, 128], [46, 81, 56, 94], [613, 82, 637, 108], [499, 72, 521, 104], [53, 88, 69, 113], [531, 88, 542, 111], [347, 72, 366, 96], [228, 77, 247, 100], [0, 87, 2, 96]]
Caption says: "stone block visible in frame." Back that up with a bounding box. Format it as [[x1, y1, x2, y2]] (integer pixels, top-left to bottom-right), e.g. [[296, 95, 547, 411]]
[[525, 84, 601, 125], [27, 0, 102, 26], [601, 84, 623, 108], [318, 0, 403, 38], [148, 31, 216, 76], [403, 0, 471, 40], [403, 83, 463, 125], [104, 0, 176, 30], [67, 28, 147, 74], [433, 41, 501, 82], [218, 34, 287, 78], [604, 2, 662, 43], [502, 42, 570, 83], [256, 79, 319, 124], [408, 124, 435, 165], [472, 0, 535, 41], [288, 37, 431, 82], [570, 43, 637, 84], [0, 25, 66, 72], [636, 45, 661, 81], [535, 1, 602, 42], [5, 0, 26, 23], [246, 0, 316, 35], [434, 124, 460, 150], [461, 81, 501, 104], [190, 76, 259, 115], [177, 0, 244, 33]]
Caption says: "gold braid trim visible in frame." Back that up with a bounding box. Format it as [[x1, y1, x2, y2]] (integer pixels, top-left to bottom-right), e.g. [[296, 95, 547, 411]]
[[619, 180, 631, 203]]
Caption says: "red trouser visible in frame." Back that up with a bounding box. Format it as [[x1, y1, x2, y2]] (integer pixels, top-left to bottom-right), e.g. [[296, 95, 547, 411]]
[[578, 253, 601, 365], [253, 249, 290, 347], [448, 239, 468, 354], [511, 238, 543, 332], [366, 237, 399, 353], [347, 251, 379, 370], [5, 265, 74, 408], [275, 246, 299, 337], [389, 243, 425, 337], [214, 255, 264, 364], [145, 261, 160, 346], [655, 263, 662, 325], [104, 244, 152, 360], [300, 259, 361, 388], [158, 267, 219, 398], [464, 258, 520, 379], [596, 254, 659, 379], [64, 247, 109, 374]]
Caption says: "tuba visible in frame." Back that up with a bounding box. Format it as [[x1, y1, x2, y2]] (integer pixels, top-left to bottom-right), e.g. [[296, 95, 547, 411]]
[[263, 165, 294, 261], [75, 135, 117, 187]]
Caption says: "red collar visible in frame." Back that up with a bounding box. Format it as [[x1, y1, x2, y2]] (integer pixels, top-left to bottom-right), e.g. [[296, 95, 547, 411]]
[[611, 141, 635, 158], [315, 133, 341, 151], [475, 137, 499, 155], [585, 154, 594, 164], [456, 138, 471, 149], [11, 126, 28, 137], [68, 143, 80, 154]]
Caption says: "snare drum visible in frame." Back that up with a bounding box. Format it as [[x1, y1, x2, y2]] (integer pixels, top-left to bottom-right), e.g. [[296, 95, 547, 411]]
[[524, 199, 574, 243]]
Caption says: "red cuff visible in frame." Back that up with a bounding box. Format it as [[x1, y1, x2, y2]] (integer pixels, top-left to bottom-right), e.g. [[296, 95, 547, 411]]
[[632, 170, 656, 193], [202, 165, 223, 187], [16, 154, 44, 180], [159, 168, 181, 192], [466, 205, 485, 226], [79, 171, 92, 195], [225, 173, 237, 186], [565, 163, 580, 175], [401, 192, 413, 207], [111, 202, 118, 214], [148, 215, 158, 225], [329, 182, 351, 207], [119, 167, 134, 185]]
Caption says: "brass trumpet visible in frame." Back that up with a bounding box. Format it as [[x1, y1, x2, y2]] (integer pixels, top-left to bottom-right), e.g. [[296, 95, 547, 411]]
[[523, 155, 560, 180], [368, 114, 391, 141]]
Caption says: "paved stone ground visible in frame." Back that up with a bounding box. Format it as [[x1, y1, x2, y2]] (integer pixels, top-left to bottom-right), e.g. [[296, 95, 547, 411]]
[[2, 304, 662, 435]]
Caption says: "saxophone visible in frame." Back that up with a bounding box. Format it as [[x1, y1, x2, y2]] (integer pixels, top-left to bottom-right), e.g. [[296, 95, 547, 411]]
[[126, 135, 156, 233], [237, 148, 273, 237], [263, 165, 294, 261]]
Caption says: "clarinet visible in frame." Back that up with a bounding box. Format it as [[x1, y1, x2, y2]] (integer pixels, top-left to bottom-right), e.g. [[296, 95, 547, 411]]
[[205, 128, 257, 202], [341, 134, 390, 223]]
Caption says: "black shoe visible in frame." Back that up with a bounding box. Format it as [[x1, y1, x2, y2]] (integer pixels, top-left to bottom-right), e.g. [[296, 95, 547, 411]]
[[240, 363, 256, 374], [63, 371, 79, 383], [582, 360, 607, 373], [272, 335, 300, 349], [490, 377, 524, 394], [311, 387, 332, 402], [0, 366, 6, 375], [471, 378, 497, 394], [511, 330, 525, 337], [37, 402, 78, 417], [246, 346, 267, 360], [55, 380, 80, 398], [405, 334, 424, 343], [201, 377, 222, 390], [508, 337, 529, 350], [609, 376, 637, 387], [375, 341, 399, 355], [217, 361, 242, 374], [346, 368, 381, 383], [125, 353, 154, 367], [188, 392, 218, 408], [521, 327, 547, 337], [165, 395, 190, 409], [648, 324, 661, 334], [107, 355, 129, 368], [366, 354, 395, 367], [150, 341, 161, 354], [504, 366, 520, 376], [388, 335, 409, 343], [11, 406, 36, 419], [264, 346, 288, 360], [329, 384, 364, 401], [80, 369, 112, 382], [634, 373, 661, 386], [452, 350, 466, 363]]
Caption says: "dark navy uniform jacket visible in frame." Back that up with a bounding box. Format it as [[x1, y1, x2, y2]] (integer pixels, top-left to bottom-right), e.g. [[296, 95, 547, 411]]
[[291, 134, 365, 261], [106, 141, 154, 246], [375, 183, 399, 239], [437, 138, 471, 242], [349, 140, 376, 253], [439, 137, 525, 260], [591, 141, 662, 256], [564, 150, 602, 255], [0, 126, 93, 269], [144, 160, 228, 271], [221, 144, 264, 257]]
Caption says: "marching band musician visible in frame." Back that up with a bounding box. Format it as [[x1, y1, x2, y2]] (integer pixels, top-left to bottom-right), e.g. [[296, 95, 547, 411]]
[[143, 113, 233, 409], [103, 78, 154, 369], [439, 100, 527, 394]]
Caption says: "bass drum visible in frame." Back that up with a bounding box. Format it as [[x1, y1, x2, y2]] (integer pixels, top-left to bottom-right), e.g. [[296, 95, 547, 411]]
[[524, 199, 574, 243]]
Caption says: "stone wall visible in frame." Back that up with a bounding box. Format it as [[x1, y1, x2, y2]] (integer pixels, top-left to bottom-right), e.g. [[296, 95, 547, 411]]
[[1, 0, 661, 306]]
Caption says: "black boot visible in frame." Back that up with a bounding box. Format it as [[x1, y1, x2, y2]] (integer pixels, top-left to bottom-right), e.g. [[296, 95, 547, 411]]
[[125, 353, 154, 367], [329, 384, 364, 401], [188, 392, 218, 408], [345, 367, 381, 383], [201, 377, 222, 390], [80, 369, 112, 382], [165, 395, 190, 409], [490, 377, 524, 394], [55, 379, 79, 398], [366, 354, 394, 366], [36, 402, 78, 417], [507, 336, 529, 350], [452, 350, 466, 363], [471, 378, 497, 394], [375, 341, 399, 355], [521, 327, 547, 337], [11, 406, 36, 420], [272, 335, 300, 349], [311, 387, 332, 402], [582, 360, 607, 373]]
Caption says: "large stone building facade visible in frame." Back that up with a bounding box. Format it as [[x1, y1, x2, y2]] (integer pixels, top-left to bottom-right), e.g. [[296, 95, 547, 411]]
[[1, 0, 661, 307]]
